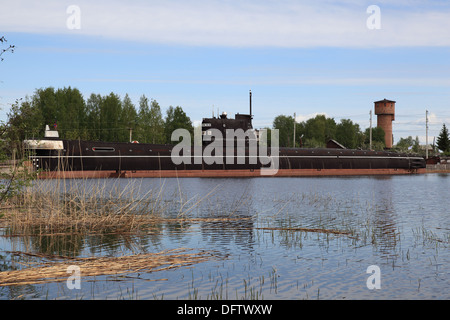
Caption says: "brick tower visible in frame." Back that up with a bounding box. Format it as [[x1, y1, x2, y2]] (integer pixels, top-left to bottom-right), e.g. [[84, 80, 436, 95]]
[[374, 99, 395, 149]]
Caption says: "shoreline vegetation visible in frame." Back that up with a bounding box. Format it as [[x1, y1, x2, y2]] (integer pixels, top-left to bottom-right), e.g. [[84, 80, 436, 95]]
[[0, 177, 235, 288]]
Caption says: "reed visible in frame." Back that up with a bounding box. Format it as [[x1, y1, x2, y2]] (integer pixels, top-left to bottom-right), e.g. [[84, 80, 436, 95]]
[[0, 248, 220, 287], [4, 178, 170, 236], [2, 177, 256, 239]]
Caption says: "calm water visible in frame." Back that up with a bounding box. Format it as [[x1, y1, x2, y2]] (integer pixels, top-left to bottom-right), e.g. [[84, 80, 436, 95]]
[[1, 173, 449, 300]]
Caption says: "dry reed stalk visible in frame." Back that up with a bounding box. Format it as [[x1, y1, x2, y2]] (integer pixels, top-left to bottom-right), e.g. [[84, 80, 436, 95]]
[[255, 226, 353, 236], [4, 178, 172, 235], [1, 215, 253, 238], [0, 248, 220, 287], [4, 176, 237, 236]]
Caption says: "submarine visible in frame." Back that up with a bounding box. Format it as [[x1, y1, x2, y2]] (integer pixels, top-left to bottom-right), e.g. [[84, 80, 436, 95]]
[[24, 91, 426, 178]]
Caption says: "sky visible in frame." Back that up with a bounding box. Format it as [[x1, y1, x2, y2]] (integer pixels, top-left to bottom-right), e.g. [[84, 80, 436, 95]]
[[1, 0, 450, 144]]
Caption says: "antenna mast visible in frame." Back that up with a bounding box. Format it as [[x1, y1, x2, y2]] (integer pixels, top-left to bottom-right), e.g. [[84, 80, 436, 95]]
[[249, 90, 252, 119], [426, 109, 429, 159], [293, 112, 296, 148]]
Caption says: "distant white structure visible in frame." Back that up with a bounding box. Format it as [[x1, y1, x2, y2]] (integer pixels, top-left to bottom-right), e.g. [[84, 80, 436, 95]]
[[44, 124, 59, 138]]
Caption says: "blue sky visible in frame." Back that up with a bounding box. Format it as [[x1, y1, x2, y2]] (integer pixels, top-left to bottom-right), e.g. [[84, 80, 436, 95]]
[[1, 0, 450, 144]]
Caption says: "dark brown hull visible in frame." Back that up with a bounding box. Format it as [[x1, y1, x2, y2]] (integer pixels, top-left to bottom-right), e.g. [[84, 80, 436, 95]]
[[28, 139, 426, 178]]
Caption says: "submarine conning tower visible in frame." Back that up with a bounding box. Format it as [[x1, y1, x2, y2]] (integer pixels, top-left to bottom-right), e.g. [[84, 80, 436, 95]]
[[374, 98, 395, 149], [201, 90, 254, 146]]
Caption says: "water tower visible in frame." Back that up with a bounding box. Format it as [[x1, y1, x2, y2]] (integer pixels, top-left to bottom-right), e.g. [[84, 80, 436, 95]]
[[374, 99, 395, 149]]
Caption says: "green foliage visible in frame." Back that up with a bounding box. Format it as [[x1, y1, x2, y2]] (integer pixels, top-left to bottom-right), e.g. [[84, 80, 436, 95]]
[[1, 35, 36, 203], [137, 95, 165, 144], [436, 123, 450, 154], [335, 119, 364, 149], [395, 136, 414, 152], [303, 137, 326, 148], [273, 115, 295, 147], [119, 94, 138, 142], [302, 115, 337, 147], [413, 136, 420, 153], [363, 127, 385, 150], [392, 135, 427, 155], [56, 87, 87, 139], [100, 92, 122, 141], [258, 127, 272, 146], [85, 93, 102, 140], [6, 87, 193, 145], [6, 98, 44, 155], [0, 162, 37, 203], [164, 106, 193, 144], [273, 113, 366, 149]]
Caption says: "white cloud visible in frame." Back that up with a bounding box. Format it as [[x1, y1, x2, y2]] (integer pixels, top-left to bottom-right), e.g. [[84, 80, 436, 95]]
[[295, 112, 329, 122], [393, 111, 450, 144], [1, 0, 450, 47]]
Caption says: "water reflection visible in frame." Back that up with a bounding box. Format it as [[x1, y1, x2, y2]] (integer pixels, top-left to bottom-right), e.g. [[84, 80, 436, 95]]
[[369, 176, 399, 259], [200, 218, 255, 254]]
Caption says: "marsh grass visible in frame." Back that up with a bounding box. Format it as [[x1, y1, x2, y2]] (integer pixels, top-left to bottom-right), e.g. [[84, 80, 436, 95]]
[[412, 224, 450, 247], [3, 178, 167, 236], [0, 177, 244, 290], [2, 177, 235, 237]]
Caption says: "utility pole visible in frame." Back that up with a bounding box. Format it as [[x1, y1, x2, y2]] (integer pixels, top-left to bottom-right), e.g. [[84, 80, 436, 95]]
[[426, 109, 429, 159], [293, 112, 296, 148], [369, 109, 373, 150]]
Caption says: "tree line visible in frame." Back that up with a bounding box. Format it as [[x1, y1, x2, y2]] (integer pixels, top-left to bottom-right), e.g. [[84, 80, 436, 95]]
[[392, 123, 449, 155], [6, 87, 194, 153], [271, 114, 450, 154], [271, 114, 386, 150], [436, 124, 450, 155]]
